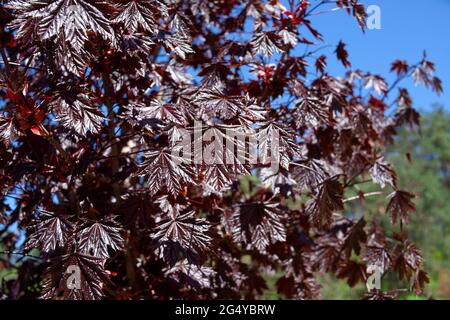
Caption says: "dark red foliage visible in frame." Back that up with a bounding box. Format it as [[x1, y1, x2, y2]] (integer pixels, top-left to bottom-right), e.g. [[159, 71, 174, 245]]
[[0, 0, 441, 300]]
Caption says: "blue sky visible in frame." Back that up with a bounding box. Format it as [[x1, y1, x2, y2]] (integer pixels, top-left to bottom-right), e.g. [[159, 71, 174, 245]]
[[308, 0, 450, 111]]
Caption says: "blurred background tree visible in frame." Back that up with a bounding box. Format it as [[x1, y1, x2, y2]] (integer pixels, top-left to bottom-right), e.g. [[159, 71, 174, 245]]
[[388, 106, 450, 299]]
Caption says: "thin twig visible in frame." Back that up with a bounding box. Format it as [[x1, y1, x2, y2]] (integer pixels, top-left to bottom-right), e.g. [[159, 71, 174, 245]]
[[343, 191, 385, 203]]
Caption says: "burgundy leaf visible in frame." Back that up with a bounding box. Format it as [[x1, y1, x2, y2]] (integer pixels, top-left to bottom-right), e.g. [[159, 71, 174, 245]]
[[26, 211, 73, 253], [387, 190, 416, 225], [77, 216, 124, 259], [306, 177, 344, 228], [335, 41, 351, 68]]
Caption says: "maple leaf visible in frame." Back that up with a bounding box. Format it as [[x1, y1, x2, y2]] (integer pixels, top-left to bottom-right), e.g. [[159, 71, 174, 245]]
[[153, 199, 211, 262], [136, 149, 195, 196], [412, 269, 430, 294], [306, 177, 344, 228], [123, 102, 162, 131], [162, 32, 194, 60], [236, 99, 267, 128], [387, 190, 416, 225], [54, 32, 90, 74], [276, 275, 322, 299], [233, 202, 286, 251], [113, 0, 164, 34], [291, 159, 330, 192], [279, 29, 298, 47], [9, 0, 115, 72], [259, 167, 297, 194], [195, 85, 244, 121], [77, 216, 124, 259], [166, 259, 216, 289], [366, 221, 389, 248], [364, 75, 388, 96], [342, 218, 367, 256], [251, 32, 284, 57], [393, 238, 423, 280], [351, 2, 367, 31], [121, 192, 156, 229], [25, 211, 73, 253], [120, 33, 154, 55], [363, 246, 391, 273], [294, 96, 330, 128], [315, 55, 327, 73], [412, 61, 436, 88], [390, 60, 409, 76], [258, 122, 301, 170], [369, 157, 397, 189], [191, 124, 250, 192], [336, 260, 366, 287], [335, 41, 351, 68], [309, 233, 342, 272], [41, 252, 109, 300], [431, 76, 443, 95], [0, 116, 20, 145], [395, 105, 421, 128], [203, 164, 248, 194], [137, 100, 188, 125], [52, 93, 105, 136], [167, 62, 195, 85]]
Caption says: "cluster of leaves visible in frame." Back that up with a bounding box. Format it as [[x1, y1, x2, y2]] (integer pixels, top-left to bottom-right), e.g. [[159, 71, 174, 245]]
[[0, 0, 442, 300]]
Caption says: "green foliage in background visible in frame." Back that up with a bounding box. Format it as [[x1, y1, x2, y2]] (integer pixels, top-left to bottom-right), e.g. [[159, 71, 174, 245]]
[[389, 107, 450, 269], [389, 107, 450, 299]]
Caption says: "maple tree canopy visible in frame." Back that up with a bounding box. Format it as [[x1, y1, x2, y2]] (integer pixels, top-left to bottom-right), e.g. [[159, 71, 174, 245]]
[[0, 0, 442, 300]]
